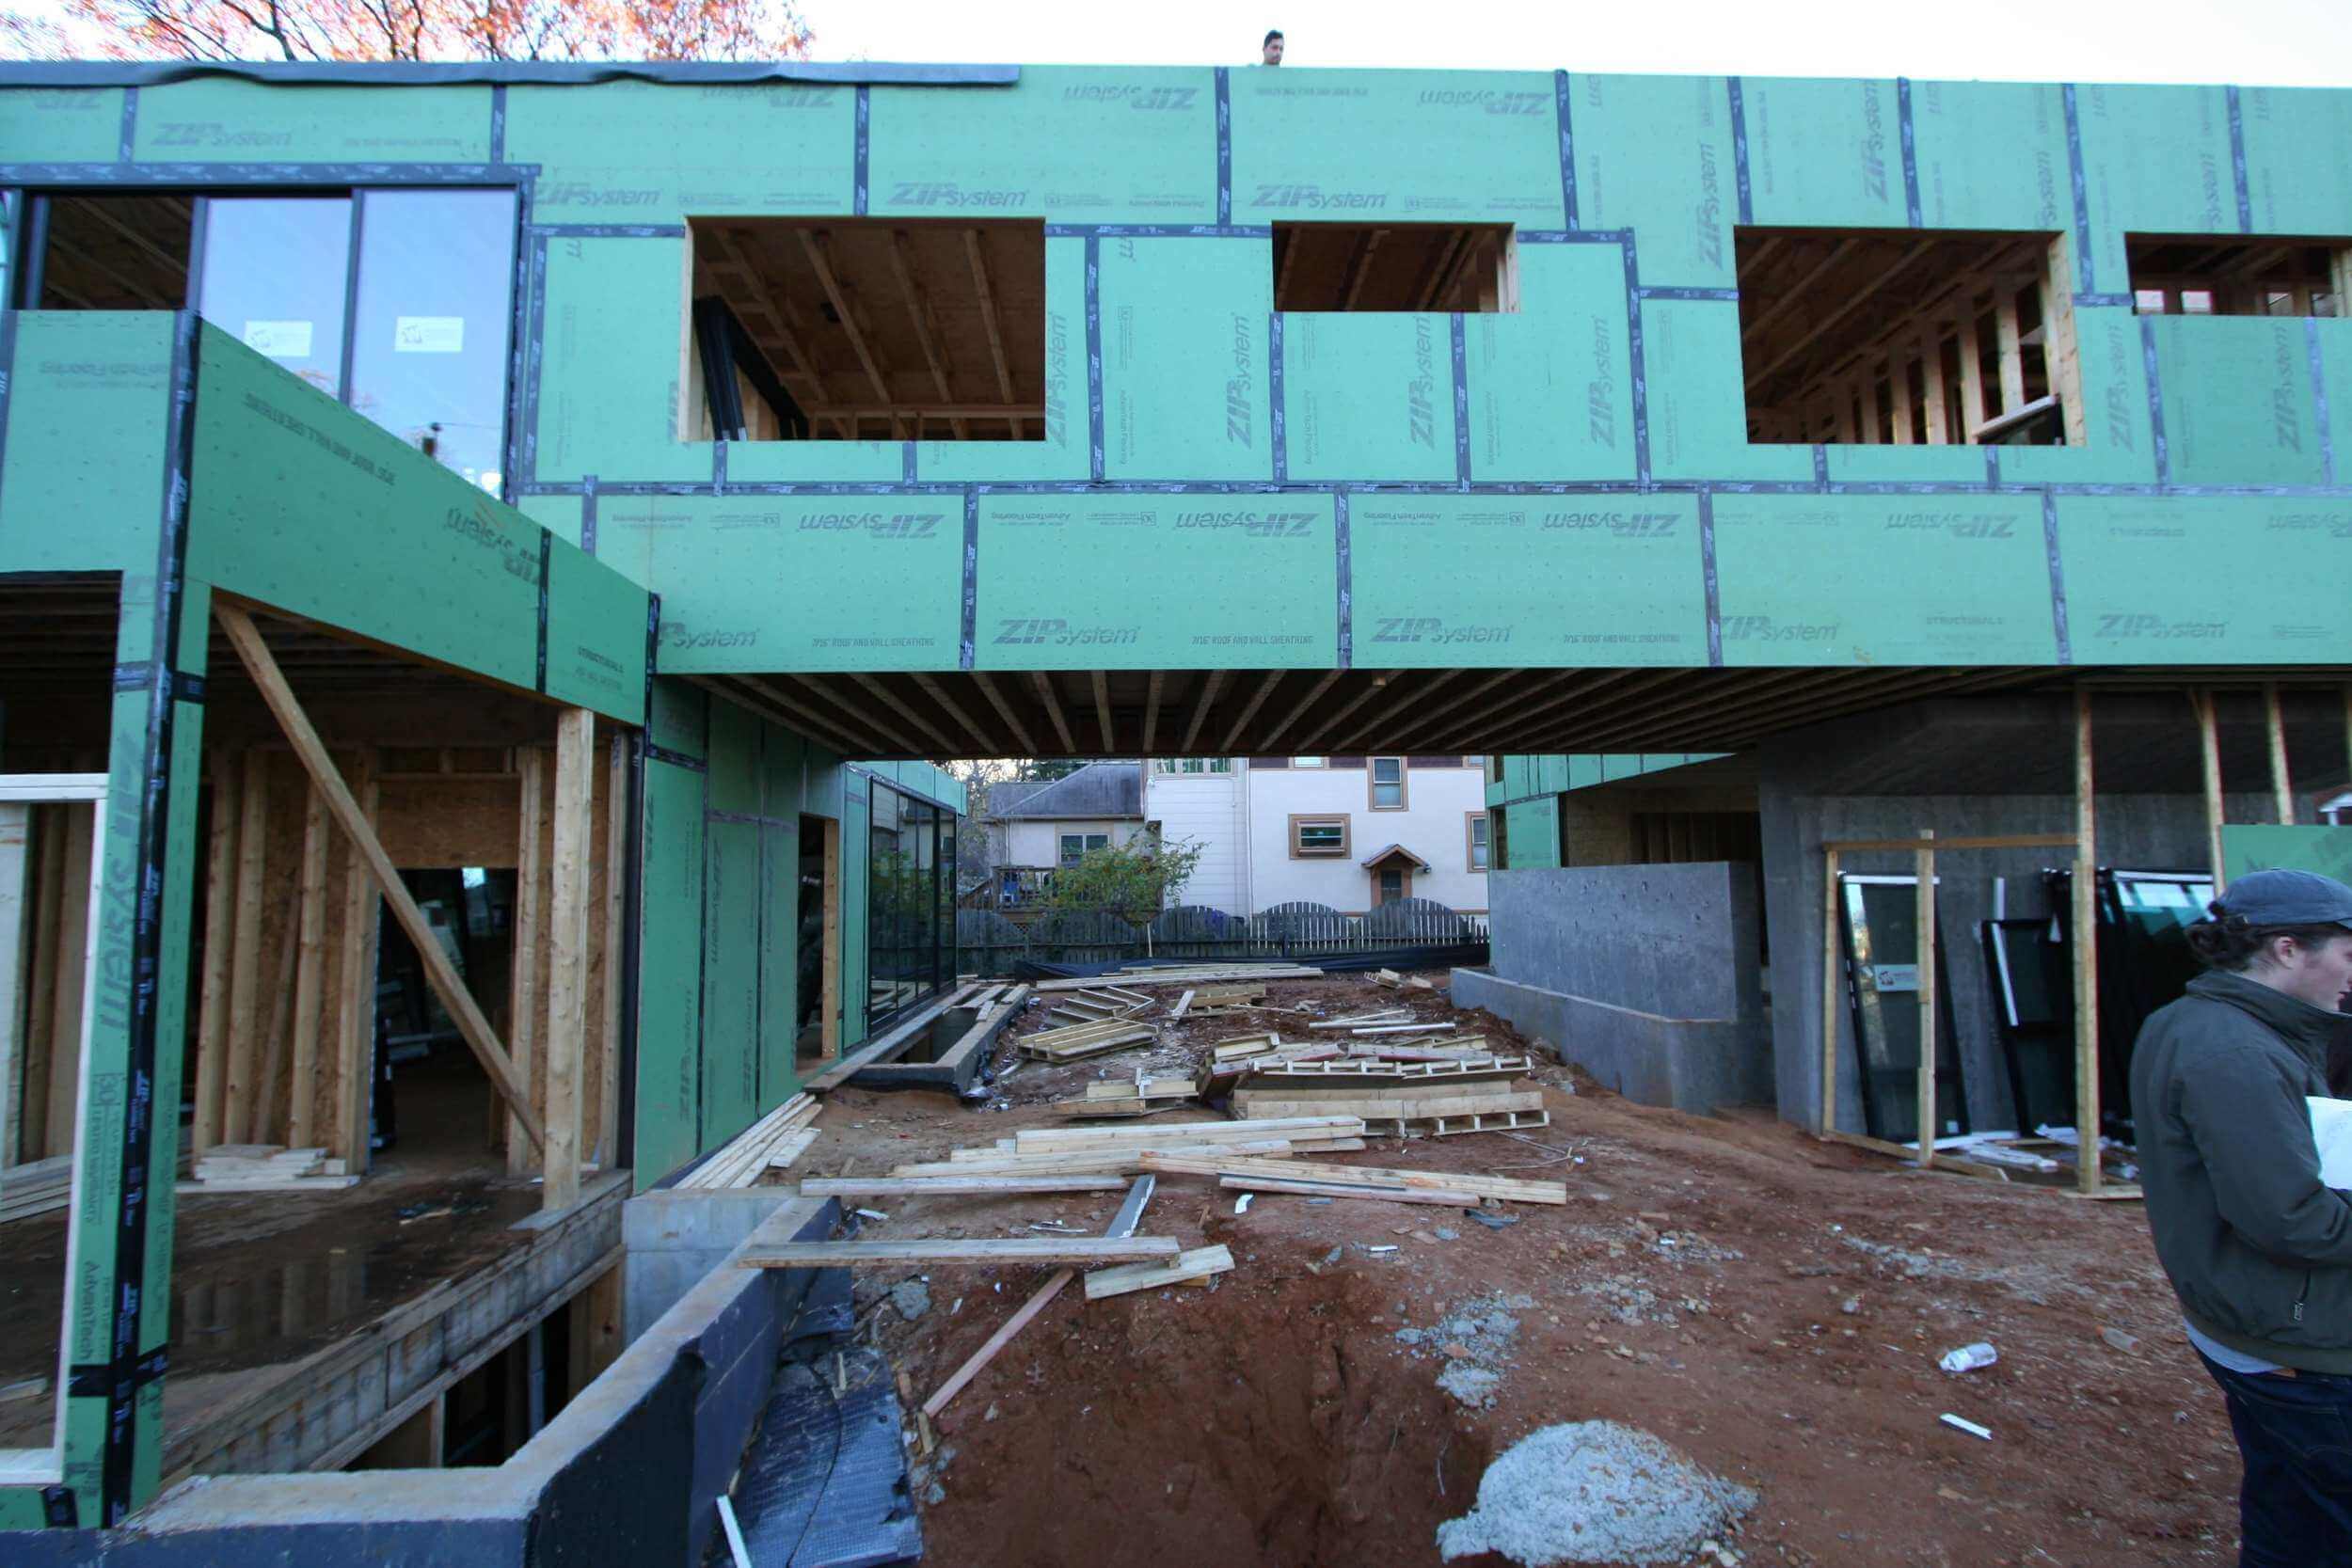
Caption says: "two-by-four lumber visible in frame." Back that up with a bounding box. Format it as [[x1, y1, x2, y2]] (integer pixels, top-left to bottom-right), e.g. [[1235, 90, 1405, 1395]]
[[286, 784, 331, 1148], [333, 748, 381, 1171], [1216, 1176, 1477, 1205], [544, 709, 596, 1211], [1015, 1115, 1362, 1148], [507, 746, 547, 1175], [192, 752, 238, 1152], [890, 1137, 1367, 1178], [1083, 1243, 1233, 1300], [1232, 1089, 1546, 1122], [598, 734, 628, 1164], [1136, 1152, 1568, 1204], [1030, 967, 1320, 991], [802, 1176, 1135, 1196], [739, 1237, 1183, 1268], [223, 751, 270, 1146], [215, 603, 546, 1150]]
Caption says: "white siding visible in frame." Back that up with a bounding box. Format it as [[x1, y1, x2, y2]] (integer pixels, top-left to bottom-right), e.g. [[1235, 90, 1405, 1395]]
[[1244, 763, 1489, 914], [1007, 817, 1144, 866], [1144, 768, 1246, 911]]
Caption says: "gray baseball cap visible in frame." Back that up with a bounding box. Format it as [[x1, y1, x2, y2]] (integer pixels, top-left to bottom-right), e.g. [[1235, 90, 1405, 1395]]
[[2214, 868, 2352, 928]]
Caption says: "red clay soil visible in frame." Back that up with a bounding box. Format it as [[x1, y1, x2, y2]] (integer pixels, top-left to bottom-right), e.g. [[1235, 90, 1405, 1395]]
[[806, 974, 2242, 1567]]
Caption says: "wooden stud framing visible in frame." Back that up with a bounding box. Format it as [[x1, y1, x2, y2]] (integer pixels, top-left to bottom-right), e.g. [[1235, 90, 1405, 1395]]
[[224, 752, 270, 1145], [19, 804, 64, 1157], [192, 754, 239, 1153], [1915, 831, 1937, 1168], [797, 230, 893, 404], [508, 747, 547, 1173], [254, 889, 302, 1138], [2265, 683, 2294, 823], [2195, 689, 2227, 893], [333, 748, 381, 1170], [1888, 351, 1915, 444], [2074, 689, 2101, 1196], [2042, 241, 2089, 448], [1028, 671, 1078, 754], [1994, 287, 2027, 413], [1956, 308, 1988, 435], [1090, 670, 1115, 753], [1140, 671, 1164, 756], [215, 603, 546, 1149], [598, 735, 628, 1165], [884, 230, 967, 439], [1917, 329, 1949, 443], [964, 229, 1019, 436], [544, 710, 595, 1212], [1857, 374, 1882, 443], [1179, 670, 1229, 752], [285, 784, 331, 1148], [971, 671, 1040, 756]]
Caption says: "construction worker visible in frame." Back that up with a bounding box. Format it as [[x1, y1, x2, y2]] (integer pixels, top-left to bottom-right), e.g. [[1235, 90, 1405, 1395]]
[[2130, 868, 2352, 1566], [1261, 29, 1283, 66]]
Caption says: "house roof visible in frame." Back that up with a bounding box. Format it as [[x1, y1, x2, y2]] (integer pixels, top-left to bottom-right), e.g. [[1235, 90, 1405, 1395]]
[[1359, 843, 1432, 871], [986, 762, 1143, 821]]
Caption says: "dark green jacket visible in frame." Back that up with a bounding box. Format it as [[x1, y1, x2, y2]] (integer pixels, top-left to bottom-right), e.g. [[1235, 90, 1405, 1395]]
[[2130, 970, 2352, 1373]]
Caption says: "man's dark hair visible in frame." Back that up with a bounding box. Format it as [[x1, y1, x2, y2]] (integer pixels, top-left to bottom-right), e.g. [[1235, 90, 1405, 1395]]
[[2185, 904, 2349, 971], [1263, 28, 1283, 44]]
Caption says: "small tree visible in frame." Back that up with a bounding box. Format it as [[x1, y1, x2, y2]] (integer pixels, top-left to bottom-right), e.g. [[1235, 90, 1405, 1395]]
[[1042, 834, 1204, 927]]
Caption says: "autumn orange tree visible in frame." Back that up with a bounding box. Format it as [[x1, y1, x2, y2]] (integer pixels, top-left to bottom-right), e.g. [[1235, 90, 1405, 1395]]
[[3, 0, 813, 61]]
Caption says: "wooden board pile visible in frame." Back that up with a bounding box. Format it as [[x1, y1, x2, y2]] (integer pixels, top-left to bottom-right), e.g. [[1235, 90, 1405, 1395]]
[[681, 1093, 822, 1188], [1372, 969, 1438, 993], [1032, 964, 1321, 991], [1185, 984, 1270, 1018], [1054, 1077, 1199, 1118], [888, 1116, 1367, 1179], [0, 1155, 74, 1221], [1045, 985, 1152, 1025], [182, 1145, 360, 1193], [1306, 1008, 1455, 1037], [1017, 1017, 1157, 1063], [1230, 1053, 1548, 1137]]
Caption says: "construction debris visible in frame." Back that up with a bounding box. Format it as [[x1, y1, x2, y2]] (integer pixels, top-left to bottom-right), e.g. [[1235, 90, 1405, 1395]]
[[1045, 985, 1153, 1025], [1083, 1243, 1234, 1300], [683, 1095, 821, 1189], [1030, 965, 1322, 991], [1053, 1078, 1199, 1118], [181, 1145, 360, 1193], [1017, 1020, 1157, 1064], [737, 1236, 1183, 1269], [1134, 1152, 1566, 1205]]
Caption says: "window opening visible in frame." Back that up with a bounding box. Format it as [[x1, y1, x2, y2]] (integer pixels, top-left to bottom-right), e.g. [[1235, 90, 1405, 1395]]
[[1270, 224, 1518, 312], [1491, 807, 1509, 871], [1057, 832, 1109, 866], [2124, 234, 2350, 318], [1291, 815, 1348, 857], [689, 217, 1044, 442], [201, 197, 354, 397], [1369, 756, 1406, 810], [23, 193, 192, 310], [1468, 812, 1489, 871], [1291, 756, 1327, 768], [1737, 227, 2070, 448]]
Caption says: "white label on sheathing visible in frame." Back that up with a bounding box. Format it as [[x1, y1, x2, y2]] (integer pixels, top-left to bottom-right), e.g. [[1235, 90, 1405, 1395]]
[[394, 316, 465, 354], [243, 320, 313, 357]]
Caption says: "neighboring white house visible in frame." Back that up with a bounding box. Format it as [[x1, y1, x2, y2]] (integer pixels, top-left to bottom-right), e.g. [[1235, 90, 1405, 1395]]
[[977, 762, 1148, 900], [1143, 756, 1490, 916]]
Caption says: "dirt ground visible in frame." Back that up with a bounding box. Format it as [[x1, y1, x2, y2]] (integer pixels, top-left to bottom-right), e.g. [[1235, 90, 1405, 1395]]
[[803, 972, 2242, 1568]]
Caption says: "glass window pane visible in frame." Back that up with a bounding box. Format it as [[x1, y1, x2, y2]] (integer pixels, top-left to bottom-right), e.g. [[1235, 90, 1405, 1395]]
[[199, 197, 352, 397], [1373, 758, 1401, 783], [349, 188, 517, 493]]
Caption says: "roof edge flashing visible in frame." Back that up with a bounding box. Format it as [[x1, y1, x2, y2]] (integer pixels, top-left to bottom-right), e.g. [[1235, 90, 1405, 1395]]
[[0, 59, 1019, 88]]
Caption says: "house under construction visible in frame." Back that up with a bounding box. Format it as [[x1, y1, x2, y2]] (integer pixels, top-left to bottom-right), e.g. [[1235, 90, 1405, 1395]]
[[0, 55, 2346, 1562]]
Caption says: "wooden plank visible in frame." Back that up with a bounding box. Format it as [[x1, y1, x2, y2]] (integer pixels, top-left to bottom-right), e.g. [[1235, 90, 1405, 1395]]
[[1136, 1152, 1566, 1203], [2074, 689, 2101, 1196], [764, 1127, 819, 1174], [2196, 689, 2226, 893], [1029, 966, 1320, 992], [224, 751, 271, 1146], [544, 710, 596, 1212], [1217, 1176, 1476, 1205], [801, 1176, 1132, 1196], [215, 603, 545, 1149], [1233, 1089, 1546, 1122], [332, 749, 380, 1171], [1814, 1128, 2014, 1183], [192, 755, 238, 1153], [1917, 327, 1948, 443], [1084, 1243, 1232, 1300], [1915, 831, 1937, 1171], [1956, 306, 1988, 437], [1994, 288, 2026, 412], [738, 1236, 1183, 1269], [40, 802, 92, 1157], [1018, 1116, 1361, 1148], [508, 746, 547, 1174], [252, 880, 302, 1140], [2265, 682, 2295, 823], [893, 1137, 1366, 1178], [598, 736, 628, 1164], [18, 804, 65, 1157], [286, 784, 331, 1148]]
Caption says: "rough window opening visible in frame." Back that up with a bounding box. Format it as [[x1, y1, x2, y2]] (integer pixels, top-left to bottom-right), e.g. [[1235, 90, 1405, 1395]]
[[1270, 224, 1518, 312], [688, 217, 1045, 442], [22, 193, 194, 309], [2125, 234, 2351, 317], [1737, 228, 2071, 448]]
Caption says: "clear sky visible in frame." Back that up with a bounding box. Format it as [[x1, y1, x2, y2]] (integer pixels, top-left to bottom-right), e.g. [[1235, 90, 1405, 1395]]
[[803, 0, 2352, 89]]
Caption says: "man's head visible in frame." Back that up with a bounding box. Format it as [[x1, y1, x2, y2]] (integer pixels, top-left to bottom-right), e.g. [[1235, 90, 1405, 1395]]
[[1263, 29, 1284, 65], [2187, 868, 2352, 1011]]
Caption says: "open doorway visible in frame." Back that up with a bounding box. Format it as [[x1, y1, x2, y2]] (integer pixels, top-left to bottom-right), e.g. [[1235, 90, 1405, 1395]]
[[795, 814, 840, 1072]]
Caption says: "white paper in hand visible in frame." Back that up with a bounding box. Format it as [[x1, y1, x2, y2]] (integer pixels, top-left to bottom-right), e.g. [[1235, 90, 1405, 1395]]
[[2306, 1097, 2352, 1188]]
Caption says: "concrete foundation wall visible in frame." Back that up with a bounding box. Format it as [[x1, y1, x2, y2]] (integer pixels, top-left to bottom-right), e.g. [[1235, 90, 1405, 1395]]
[[1453, 968, 1772, 1113]]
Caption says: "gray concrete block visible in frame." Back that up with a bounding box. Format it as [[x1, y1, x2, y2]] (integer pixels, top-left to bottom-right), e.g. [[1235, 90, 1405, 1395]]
[[1452, 969, 1771, 1114], [623, 1187, 799, 1342]]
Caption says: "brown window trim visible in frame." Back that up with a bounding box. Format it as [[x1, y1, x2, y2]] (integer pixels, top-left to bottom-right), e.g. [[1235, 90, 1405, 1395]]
[[1289, 813, 1351, 858], [1466, 810, 1489, 872], [1367, 755, 1408, 812]]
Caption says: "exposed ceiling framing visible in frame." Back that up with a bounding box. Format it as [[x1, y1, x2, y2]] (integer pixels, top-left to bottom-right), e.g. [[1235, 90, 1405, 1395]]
[[1269, 223, 1515, 313]]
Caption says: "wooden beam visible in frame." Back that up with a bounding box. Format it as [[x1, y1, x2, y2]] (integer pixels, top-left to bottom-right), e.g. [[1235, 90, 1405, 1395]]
[[224, 751, 270, 1146], [775, 673, 918, 754], [597, 735, 627, 1165], [1029, 671, 1077, 754], [332, 748, 379, 1171], [738, 1236, 1182, 1268], [1180, 669, 1229, 753], [1391, 668, 1525, 749], [1915, 831, 1937, 1169], [1291, 674, 1387, 753], [1917, 328, 1949, 444], [2195, 689, 2227, 892], [1956, 307, 1988, 437], [508, 747, 547, 1173], [1333, 668, 1467, 752], [2265, 682, 2295, 823], [215, 603, 546, 1150], [1994, 288, 2026, 413], [885, 230, 967, 439], [43, 803, 91, 1155], [707, 226, 847, 435], [725, 674, 886, 756], [1257, 671, 1341, 752], [1090, 671, 1115, 753], [544, 710, 595, 1212], [1084, 1243, 1232, 1298], [192, 753, 238, 1153], [1338, 228, 1387, 309], [285, 784, 331, 1148], [798, 229, 893, 404], [1214, 667, 1289, 752], [850, 672, 956, 754], [912, 672, 995, 755], [803, 1175, 1133, 1196], [971, 672, 1040, 755], [2074, 689, 2100, 1196], [1409, 229, 1470, 311], [1140, 672, 1165, 756], [1749, 243, 1936, 390], [964, 229, 1017, 434], [1272, 227, 1301, 309], [1887, 348, 1915, 444], [1741, 237, 1862, 345]]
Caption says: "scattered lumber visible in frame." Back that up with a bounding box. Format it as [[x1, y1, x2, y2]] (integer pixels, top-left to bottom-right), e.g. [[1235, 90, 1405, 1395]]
[[1168, 989, 1195, 1021], [1016, 1115, 1362, 1150], [1246, 1056, 1531, 1087], [1374, 969, 1403, 989], [1343, 1038, 1491, 1062], [1032, 966, 1320, 992], [737, 1236, 1182, 1269], [1308, 1010, 1414, 1030], [1350, 1022, 1456, 1036], [801, 1176, 1134, 1197], [1211, 1033, 1281, 1063], [1055, 1078, 1199, 1117], [765, 1128, 821, 1173], [1137, 1152, 1567, 1204], [1084, 1243, 1233, 1300], [1216, 1176, 1478, 1206], [1406, 975, 1438, 993], [0, 1156, 76, 1222], [180, 1144, 361, 1193], [1046, 985, 1153, 1025], [685, 1094, 820, 1189], [891, 1138, 1368, 1180], [1017, 1020, 1156, 1064]]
